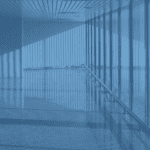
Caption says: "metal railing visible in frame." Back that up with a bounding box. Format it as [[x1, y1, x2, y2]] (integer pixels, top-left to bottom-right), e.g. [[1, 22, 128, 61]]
[[84, 64, 150, 134], [23, 65, 86, 71]]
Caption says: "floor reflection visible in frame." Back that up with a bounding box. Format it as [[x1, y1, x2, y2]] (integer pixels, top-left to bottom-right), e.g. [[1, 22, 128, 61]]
[[0, 69, 122, 150]]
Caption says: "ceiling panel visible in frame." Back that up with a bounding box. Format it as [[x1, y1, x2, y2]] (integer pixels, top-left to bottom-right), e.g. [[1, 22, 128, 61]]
[[0, 0, 140, 22]]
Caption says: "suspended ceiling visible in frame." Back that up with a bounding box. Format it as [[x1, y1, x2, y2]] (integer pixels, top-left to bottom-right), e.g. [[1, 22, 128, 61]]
[[0, 0, 131, 22], [0, 0, 145, 54]]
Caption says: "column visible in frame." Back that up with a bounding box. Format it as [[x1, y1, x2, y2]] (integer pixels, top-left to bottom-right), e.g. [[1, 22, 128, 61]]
[[129, 0, 133, 111], [129, 1, 133, 149], [103, 12, 106, 85], [98, 15, 101, 107], [94, 14, 97, 111], [145, 0, 150, 126], [110, 9, 113, 91], [118, 2, 121, 100]]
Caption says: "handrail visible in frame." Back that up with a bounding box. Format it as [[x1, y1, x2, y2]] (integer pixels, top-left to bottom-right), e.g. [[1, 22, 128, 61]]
[[84, 65, 150, 133], [23, 66, 86, 71]]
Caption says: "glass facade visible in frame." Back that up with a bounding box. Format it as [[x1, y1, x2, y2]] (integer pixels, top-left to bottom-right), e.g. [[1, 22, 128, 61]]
[[0, 0, 150, 149]]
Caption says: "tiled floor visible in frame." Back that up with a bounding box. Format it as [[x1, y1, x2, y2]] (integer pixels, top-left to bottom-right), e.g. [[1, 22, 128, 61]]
[[0, 73, 123, 150], [0, 96, 122, 150]]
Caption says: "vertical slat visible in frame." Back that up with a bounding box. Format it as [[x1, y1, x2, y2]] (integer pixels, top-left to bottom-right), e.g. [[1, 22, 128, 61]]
[[91, 16, 93, 111], [98, 15, 101, 108], [118, 3, 121, 100], [103, 12, 106, 134], [91, 16, 93, 71], [43, 39, 46, 99], [129, 1, 133, 149], [118, 1, 122, 146], [98, 15, 101, 80], [88, 20, 90, 111], [86, 21, 88, 66], [88, 20, 90, 68], [94, 15, 96, 75], [103, 13, 106, 85], [129, 0, 133, 111], [145, 0, 149, 126], [86, 21, 88, 111], [94, 14, 97, 111], [110, 9, 112, 91], [109, 2, 113, 147], [103, 9, 106, 137]]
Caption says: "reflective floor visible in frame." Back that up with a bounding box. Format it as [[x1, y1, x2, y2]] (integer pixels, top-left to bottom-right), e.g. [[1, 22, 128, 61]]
[[0, 107, 121, 150], [0, 69, 137, 150]]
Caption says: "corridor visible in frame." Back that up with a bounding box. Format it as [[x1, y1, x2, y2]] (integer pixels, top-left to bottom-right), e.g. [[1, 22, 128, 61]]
[[0, 0, 150, 149]]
